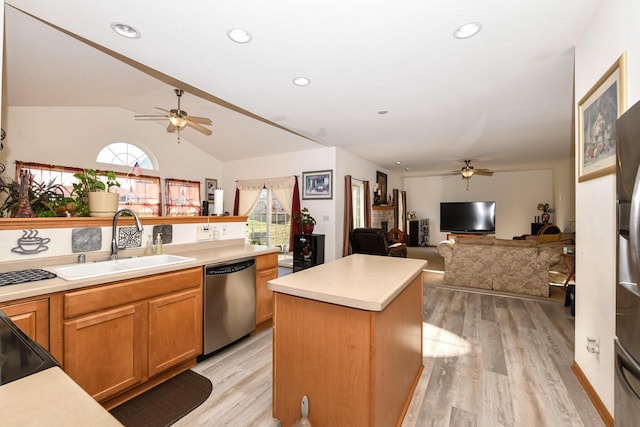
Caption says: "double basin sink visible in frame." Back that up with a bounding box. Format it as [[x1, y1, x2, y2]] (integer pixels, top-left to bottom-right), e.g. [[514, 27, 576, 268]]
[[47, 254, 196, 281]]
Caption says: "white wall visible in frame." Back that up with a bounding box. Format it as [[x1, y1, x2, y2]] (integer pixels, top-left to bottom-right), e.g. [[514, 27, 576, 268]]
[[222, 146, 402, 262], [404, 170, 554, 243], [553, 158, 576, 233], [222, 147, 338, 260], [3, 106, 223, 202], [574, 0, 640, 415], [335, 147, 402, 257]]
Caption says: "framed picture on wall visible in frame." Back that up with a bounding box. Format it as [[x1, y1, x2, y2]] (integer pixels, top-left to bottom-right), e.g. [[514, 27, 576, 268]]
[[376, 171, 388, 202], [302, 170, 333, 199], [206, 178, 218, 202], [578, 52, 627, 182]]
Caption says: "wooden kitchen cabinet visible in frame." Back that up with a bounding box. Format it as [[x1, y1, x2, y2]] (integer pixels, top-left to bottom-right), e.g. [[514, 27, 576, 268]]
[[62, 267, 202, 406], [0, 298, 50, 350], [148, 288, 202, 377], [255, 253, 278, 330], [64, 302, 146, 402]]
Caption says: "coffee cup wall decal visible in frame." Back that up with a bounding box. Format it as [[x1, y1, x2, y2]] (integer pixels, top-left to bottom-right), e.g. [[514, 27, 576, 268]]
[[12, 229, 51, 255]]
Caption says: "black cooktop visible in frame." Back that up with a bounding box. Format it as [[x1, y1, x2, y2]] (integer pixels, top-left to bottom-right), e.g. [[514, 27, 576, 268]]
[[0, 310, 59, 385]]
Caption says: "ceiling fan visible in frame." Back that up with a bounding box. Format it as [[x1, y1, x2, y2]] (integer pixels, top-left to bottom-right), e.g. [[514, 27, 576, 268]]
[[135, 89, 212, 143], [454, 160, 494, 179], [450, 160, 494, 190]]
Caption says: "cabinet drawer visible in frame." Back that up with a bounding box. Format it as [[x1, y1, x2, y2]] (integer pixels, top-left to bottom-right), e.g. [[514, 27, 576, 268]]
[[64, 267, 202, 318], [256, 253, 278, 270]]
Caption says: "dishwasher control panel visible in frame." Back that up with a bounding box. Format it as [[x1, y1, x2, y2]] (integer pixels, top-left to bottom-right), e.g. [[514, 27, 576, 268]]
[[205, 259, 255, 275]]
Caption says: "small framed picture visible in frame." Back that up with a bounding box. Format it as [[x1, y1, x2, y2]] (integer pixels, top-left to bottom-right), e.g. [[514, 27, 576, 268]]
[[302, 170, 333, 200], [205, 178, 218, 202]]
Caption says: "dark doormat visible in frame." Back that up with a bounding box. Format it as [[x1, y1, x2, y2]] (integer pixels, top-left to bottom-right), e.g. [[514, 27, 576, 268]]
[[110, 370, 212, 427]]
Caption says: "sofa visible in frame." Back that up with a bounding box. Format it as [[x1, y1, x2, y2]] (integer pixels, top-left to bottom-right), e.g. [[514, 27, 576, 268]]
[[437, 235, 571, 297]]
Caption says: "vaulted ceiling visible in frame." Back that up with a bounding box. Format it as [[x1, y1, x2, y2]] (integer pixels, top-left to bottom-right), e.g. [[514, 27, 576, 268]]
[[3, 0, 600, 176]]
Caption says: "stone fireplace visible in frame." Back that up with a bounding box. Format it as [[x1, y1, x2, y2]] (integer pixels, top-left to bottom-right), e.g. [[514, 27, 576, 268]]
[[372, 206, 395, 231]]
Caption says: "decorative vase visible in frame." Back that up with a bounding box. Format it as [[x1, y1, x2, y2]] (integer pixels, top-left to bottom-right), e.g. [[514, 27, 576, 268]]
[[15, 170, 35, 218], [88, 192, 119, 217], [302, 223, 315, 235], [541, 213, 550, 223]]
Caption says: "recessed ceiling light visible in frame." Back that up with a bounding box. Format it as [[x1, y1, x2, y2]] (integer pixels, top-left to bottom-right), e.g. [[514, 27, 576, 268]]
[[405, 167, 410, 171], [227, 28, 252, 43], [395, 161, 401, 165], [110, 22, 141, 39], [453, 22, 482, 39], [293, 77, 311, 86], [378, 110, 389, 115]]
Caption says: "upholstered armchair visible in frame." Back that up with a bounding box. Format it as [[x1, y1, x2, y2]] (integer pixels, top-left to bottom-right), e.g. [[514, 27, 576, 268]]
[[351, 228, 407, 257]]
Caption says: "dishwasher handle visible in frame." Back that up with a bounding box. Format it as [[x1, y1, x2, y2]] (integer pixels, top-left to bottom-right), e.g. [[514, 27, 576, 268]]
[[205, 258, 256, 275]]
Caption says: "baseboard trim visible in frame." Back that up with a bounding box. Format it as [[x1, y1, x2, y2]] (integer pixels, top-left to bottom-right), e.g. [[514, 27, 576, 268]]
[[572, 361, 613, 426]]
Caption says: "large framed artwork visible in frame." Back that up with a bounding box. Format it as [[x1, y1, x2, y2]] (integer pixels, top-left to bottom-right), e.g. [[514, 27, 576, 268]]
[[206, 178, 218, 202], [302, 170, 333, 200], [578, 53, 627, 182]]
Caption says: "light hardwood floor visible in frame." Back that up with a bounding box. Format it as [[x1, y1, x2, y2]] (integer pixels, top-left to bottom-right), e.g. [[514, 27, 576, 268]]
[[175, 286, 604, 427]]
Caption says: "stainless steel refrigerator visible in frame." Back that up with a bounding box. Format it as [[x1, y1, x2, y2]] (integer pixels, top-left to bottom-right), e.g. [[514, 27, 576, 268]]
[[615, 99, 640, 425]]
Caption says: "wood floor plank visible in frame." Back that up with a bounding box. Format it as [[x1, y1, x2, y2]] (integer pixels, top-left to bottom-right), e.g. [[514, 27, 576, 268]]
[[479, 319, 508, 375], [480, 294, 497, 321], [495, 299, 551, 426], [450, 406, 478, 427], [482, 370, 514, 427]]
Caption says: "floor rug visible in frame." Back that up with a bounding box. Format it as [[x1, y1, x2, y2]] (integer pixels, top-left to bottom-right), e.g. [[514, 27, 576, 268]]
[[110, 370, 212, 427], [423, 269, 566, 304]]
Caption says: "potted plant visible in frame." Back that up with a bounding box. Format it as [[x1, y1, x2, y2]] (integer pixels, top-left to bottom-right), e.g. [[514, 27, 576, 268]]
[[537, 202, 555, 224], [294, 207, 317, 235], [0, 172, 71, 217], [73, 169, 121, 217]]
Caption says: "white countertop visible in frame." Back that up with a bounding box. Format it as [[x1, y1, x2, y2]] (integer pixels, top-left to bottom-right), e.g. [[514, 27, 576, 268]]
[[0, 367, 122, 426], [0, 241, 278, 303], [267, 254, 427, 311]]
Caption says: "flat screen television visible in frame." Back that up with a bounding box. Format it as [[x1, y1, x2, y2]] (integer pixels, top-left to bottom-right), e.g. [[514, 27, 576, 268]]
[[440, 201, 496, 234]]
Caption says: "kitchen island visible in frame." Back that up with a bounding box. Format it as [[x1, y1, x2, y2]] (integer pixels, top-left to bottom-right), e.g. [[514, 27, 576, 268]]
[[268, 254, 426, 426]]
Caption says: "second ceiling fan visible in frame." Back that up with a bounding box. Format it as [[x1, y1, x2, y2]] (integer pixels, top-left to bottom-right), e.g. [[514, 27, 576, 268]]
[[135, 89, 212, 143], [455, 160, 494, 179]]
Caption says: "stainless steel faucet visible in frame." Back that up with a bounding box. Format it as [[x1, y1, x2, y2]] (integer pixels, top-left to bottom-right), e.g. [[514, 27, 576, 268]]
[[110, 209, 144, 260]]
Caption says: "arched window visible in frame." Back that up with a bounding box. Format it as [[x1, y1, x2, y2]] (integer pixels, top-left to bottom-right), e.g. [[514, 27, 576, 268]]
[[97, 142, 161, 215], [97, 142, 154, 169]]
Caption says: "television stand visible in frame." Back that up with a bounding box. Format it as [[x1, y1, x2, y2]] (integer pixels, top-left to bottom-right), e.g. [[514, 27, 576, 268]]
[[446, 233, 489, 240]]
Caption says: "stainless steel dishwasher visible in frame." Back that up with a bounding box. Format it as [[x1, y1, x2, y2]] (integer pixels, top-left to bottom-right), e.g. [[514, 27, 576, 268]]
[[203, 258, 256, 355]]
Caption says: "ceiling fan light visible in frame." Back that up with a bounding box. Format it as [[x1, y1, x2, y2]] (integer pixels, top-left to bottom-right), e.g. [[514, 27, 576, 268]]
[[169, 116, 188, 128], [461, 169, 474, 178]]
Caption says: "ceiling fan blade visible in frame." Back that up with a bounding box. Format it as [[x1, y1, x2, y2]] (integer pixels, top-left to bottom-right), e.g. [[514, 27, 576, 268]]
[[186, 120, 212, 136], [474, 170, 493, 176], [187, 116, 212, 125], [166, 122, 177, 133], [135, 114, 168, 119]]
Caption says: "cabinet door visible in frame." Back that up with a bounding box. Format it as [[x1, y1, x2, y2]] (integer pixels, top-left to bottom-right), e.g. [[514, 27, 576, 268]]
[[64, 303, 145, 402], [256, 267, 278, 325], [0, 299, 49, 350], [148, 288, 202, 378]]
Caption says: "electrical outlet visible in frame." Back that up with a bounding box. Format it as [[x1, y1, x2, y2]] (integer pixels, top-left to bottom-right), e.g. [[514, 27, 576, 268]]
[[221, 225, 228, 236], [196, 225, 214, 241]]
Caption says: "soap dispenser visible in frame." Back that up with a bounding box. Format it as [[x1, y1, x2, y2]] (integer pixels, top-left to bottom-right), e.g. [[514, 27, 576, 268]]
[[144, 235, 154, 256], [155, 233, 163, 255]]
